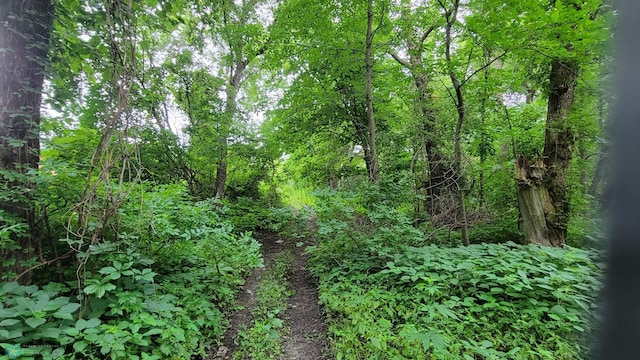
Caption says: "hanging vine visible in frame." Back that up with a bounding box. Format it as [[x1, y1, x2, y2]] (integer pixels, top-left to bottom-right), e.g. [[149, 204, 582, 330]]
[[63, 0, 143, 294]]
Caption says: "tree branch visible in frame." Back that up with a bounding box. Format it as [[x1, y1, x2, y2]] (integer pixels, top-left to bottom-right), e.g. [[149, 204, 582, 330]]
[[388, 51, 410, 68], [419, 25, 436, 45], [459, 50, 509, 88]]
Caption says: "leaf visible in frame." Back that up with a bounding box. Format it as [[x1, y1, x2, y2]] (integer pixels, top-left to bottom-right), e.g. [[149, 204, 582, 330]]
[[64, 327, 80, 336], [0, 319, 20, 326], [51, 347, 66, 358], [85, 318, 101, 328], [549, 304, 568, 316], [53, 303, 81, 319], [73, 341, 88, 352], [402, 330, 448, 352], [99, 266, 117, 275], [84, 284, 98, 295], [0, 282, 20, 295], [370, 337, 382, 350], [142, 328, 162, 337], [75, 318, 88, 330], [507, 347, 522, 356], [41, 327, 62, 339], [25, 317, 47, 328]]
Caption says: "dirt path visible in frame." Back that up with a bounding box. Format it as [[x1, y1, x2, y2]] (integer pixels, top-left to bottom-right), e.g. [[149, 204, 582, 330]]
[[210, 231, 327, 360], [282, 240, 326, 359]]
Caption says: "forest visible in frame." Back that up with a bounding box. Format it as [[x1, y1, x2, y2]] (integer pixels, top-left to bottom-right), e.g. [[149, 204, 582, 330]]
[[0, 0, 612, 359]]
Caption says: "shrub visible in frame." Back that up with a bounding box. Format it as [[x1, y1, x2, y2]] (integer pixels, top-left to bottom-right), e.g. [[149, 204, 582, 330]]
[[0, 184, 262, 359], [311, 242, 602, 360]]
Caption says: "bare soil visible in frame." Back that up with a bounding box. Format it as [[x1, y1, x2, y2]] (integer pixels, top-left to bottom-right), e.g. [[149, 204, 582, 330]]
[[282, 239, 327, 360], [209, 231, 327, 360]]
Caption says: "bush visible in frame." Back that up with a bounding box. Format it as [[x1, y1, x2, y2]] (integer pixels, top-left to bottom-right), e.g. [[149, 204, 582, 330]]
[[0, 184, 262, 359], [307, 188, 602, 359], [311, 242, 602, 360]]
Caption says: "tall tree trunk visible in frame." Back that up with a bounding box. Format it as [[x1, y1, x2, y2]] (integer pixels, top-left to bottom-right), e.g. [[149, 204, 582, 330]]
[[415, 69, 451, 216], [0, 0, 53, 283], [365, 0, 380, 183], [516, 60, 578, 246], [214, 86, 236, 199], [441, 0, 469, 246], [215, 60, 246, 199], [390, 24, 451, 216]]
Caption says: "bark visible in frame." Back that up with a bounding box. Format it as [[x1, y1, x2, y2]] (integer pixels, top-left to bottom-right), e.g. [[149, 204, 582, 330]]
[[0, 0, 53, 283], [214, 67, 243, 199], [390, 26, 451, 215], [441, 0, 469, 245], [516, 60, 578, 247], [412, 53, 451, 216], [364, 0, 380, 182]]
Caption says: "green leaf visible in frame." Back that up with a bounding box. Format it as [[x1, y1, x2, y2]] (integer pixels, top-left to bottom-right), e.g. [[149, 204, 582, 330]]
[[53, 303, 81, 319], [0, 282, 20, 295], [64, 327, 80, 336], [25, 317, 47, 328], [51, 347, 66, 358], [75, 318, 88, 330], [550, 304, 568, 316], [142, 329, 162, 337], [85, 318, 101, 328], [73, 341, 88, 352], [41, 327, 62, 339], [84, 284, 98, 295], [0, 319, 20, 326]]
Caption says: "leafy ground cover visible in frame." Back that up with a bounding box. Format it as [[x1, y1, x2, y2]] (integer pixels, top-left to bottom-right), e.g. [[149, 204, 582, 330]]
[[0, 185, 262, 359], [307, 187, 602, 360]]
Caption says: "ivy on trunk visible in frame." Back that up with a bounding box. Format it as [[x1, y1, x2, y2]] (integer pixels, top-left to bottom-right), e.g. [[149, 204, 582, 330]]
[[516, 60, 579, 247]]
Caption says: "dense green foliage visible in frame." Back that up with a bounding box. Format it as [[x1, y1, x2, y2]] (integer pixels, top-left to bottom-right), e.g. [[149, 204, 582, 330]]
[[0, 0, 611, 358], [1, 185, 262, 359], [308, 188, 601, 359]]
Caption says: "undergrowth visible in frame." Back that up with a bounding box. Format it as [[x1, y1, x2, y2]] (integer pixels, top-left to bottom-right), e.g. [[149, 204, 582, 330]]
[[0, 184, 262, 359], [307, 186, 602, 360]]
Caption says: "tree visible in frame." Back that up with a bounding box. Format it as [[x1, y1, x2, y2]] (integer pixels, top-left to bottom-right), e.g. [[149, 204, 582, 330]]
[[365, 0, 381, 182], [389, 0, 450, 216], [207, 0, 270, 199], [0, 0, 53, 283], [266, 0, 389, 184], [514, 0, 606, 246]]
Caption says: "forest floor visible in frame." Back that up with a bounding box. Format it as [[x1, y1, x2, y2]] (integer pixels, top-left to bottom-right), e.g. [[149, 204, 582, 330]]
[[210, 231, 327, 360]]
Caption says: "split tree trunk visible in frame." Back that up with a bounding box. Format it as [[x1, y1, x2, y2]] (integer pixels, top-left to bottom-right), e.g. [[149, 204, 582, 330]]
[[0, 0, 53, 283], [515, 60, 578, 247]]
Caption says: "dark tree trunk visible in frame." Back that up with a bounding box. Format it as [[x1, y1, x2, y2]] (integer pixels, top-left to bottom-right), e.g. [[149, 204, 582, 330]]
[[415, 71, 452, 216], [390, 25, 451, 216], [516, 60, 578, 247], [214, 60, 245, 199], [365, 0, 380, 183], [0, 0, 53, 283], [440, 0, 468, 245]]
